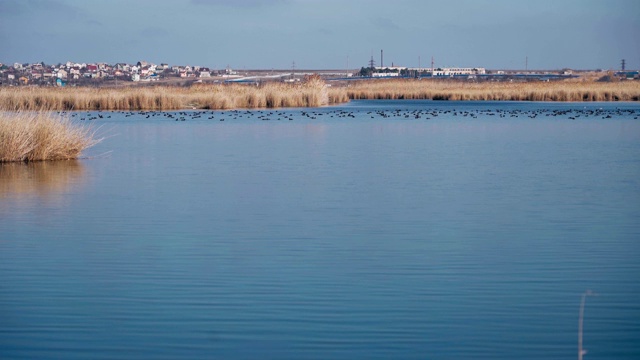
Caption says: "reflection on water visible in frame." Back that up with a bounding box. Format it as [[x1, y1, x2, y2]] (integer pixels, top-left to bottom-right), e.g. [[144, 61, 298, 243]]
[[0, 160, 85, 201]]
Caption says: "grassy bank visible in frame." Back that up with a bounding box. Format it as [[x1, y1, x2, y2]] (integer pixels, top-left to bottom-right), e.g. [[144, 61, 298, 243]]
[[1, 78, 349, 111], [0, 112, 100, 162], [340, 79, 640, 101]]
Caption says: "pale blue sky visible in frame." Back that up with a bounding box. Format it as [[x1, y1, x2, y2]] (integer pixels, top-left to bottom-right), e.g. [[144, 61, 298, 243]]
[[1, 0, 638, 70]]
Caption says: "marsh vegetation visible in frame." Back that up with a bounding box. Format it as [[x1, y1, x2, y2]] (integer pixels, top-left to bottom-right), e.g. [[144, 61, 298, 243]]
[[342, 79, 640, 101], [0, 112, 100, 162], [0, 77, 348, 111], [0, 78, 637, 113]]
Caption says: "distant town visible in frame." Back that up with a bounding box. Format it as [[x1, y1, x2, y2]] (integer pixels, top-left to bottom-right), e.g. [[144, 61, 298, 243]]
[[0, 59, 637, 87]]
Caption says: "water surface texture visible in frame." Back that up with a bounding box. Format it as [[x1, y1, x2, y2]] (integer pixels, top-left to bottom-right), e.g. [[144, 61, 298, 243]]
[[1, 101, 639, 359]]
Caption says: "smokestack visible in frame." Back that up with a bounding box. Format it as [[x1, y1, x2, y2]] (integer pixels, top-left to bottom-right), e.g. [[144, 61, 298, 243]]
[[381, 49, 383, 68]]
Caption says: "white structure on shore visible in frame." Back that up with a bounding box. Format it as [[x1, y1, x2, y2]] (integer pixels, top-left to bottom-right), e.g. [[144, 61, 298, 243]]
[[409, 67, 486, 76], [373, 66, 486, 76], [428, 67, 486, 76]]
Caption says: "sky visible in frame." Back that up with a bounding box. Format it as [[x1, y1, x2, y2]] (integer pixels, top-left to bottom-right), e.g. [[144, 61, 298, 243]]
[[1, 0, 639, 70]]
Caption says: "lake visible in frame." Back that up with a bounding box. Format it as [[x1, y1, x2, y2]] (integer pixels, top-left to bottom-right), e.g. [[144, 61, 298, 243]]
[[1, 100, 639, 359]]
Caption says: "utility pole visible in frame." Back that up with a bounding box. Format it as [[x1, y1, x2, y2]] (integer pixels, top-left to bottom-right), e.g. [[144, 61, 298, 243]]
[[431, 56, 434, 77]]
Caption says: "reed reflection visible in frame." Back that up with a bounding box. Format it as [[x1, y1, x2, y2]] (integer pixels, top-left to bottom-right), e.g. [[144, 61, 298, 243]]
[[0, 160, 86, 201]]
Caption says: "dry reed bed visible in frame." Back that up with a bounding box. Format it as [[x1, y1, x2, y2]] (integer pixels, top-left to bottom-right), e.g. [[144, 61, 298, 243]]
[[2, 80, 635, 112], [0, 112, 100, 162], [1, 79, 349, 111], [339, 79, 640, 102]]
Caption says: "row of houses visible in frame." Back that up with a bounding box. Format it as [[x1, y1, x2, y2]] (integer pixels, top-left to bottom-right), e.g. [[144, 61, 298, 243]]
[[0, 61, 237, 85]]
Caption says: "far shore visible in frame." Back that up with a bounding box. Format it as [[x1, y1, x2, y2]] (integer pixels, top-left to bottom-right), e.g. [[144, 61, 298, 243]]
[[1, 78, 638, 111]]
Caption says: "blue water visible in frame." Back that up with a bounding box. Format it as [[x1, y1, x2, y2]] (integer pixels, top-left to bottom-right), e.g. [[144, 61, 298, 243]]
[[1, 100, 639, 359]]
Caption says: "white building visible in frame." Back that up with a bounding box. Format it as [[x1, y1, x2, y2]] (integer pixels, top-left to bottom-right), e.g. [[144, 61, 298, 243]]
[[198, 67, 211, 78], [372, 72, 400, 77], [428, 67, 486, 76], [369, 66, 486, 77]]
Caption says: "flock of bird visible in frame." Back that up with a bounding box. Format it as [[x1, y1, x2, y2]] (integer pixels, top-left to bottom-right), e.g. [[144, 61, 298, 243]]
[[61, 107, 639, 122]]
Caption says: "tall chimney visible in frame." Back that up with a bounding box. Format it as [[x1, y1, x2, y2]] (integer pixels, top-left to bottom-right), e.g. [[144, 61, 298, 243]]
[[381, 49, 384, 68]]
